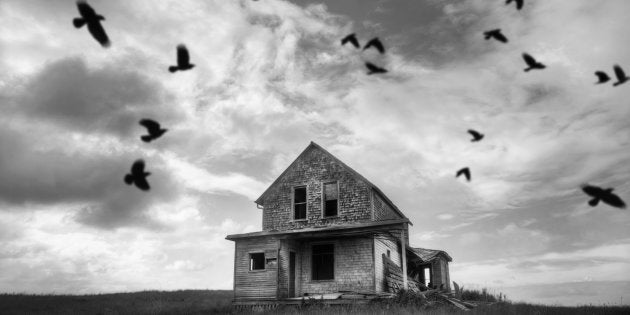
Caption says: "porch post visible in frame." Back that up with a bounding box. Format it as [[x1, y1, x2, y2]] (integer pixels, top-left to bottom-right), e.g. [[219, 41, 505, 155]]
[[401, 226, 408, 290]]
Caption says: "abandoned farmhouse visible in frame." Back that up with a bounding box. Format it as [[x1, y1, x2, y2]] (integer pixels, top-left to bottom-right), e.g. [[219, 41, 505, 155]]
[[226, 142, 452, 304]]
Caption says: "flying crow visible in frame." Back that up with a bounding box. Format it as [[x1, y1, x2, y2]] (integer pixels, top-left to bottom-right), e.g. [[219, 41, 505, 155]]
[[73, 0, 110, 47], [456, 167, 471, 182], [483, 29, 508, 43], [522, 53, 545, 72], [341, 33, 360, 48], [581, 184, 626, 209], [124, 160, 151, 191], [139, 119, 168, 142], [169, 44, 195, 72]]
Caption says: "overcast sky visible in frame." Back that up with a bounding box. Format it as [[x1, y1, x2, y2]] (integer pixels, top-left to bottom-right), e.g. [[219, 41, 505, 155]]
[[1, 0, 629, 306]]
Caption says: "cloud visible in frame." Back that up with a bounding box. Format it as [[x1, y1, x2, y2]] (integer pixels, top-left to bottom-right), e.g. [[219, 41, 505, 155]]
[[0, 121, 181, 229], [499, 281, 630, 306], [13, 57, 178, 137], [451, 241, 630, 290]]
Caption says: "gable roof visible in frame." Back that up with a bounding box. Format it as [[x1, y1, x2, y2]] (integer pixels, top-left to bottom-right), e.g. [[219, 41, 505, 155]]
[[254, 141, 410, 222], [411, 247, 453, 262]]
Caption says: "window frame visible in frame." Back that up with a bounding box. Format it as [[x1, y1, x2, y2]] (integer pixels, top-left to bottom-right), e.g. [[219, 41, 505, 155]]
[[249, 252, 266, 271], [321, 181, 339, 218], [311, 243, 335, 281], [292, 185, 308, 221]]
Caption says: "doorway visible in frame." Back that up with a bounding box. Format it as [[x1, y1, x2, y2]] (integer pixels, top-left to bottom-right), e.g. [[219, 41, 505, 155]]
[[289, 252, 296, 297]]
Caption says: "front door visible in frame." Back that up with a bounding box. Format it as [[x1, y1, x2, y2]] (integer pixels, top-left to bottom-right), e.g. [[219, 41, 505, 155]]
[[289, 251, 296, 297]]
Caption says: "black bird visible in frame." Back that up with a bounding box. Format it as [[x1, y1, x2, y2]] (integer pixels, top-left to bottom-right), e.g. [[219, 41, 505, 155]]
[[581, 184, 626, 209], [169, 44, 195, 73], [341, 33, 360, 48], [467, 129, 484, 142], [613, 65, 629, 87], [363, 37, 385, 54], [456, 167, 471, 182], [73, 0, 110, 47], [139, 119, 168, 142], [522, 53, 545, 72], [506, 0, 524, 10], [365, 62, 387, 75], [483, 29, 508, 43], [594, 71, 610, 84], [124, 160, 151, 191]]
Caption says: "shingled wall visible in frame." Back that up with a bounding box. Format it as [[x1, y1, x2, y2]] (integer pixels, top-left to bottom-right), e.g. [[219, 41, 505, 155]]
[[299, 237, 374, 294], [261, 146, 373, 231]]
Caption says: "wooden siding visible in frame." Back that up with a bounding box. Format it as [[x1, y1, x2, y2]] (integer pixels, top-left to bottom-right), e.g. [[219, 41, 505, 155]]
[[234, 238, 279, 300], [373, 235, 401, 293], [277, 239, 301, 298], [299, 237, 374, 295]]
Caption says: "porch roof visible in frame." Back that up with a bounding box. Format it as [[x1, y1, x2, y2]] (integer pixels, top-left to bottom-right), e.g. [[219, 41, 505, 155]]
[[408, 247, 453, 263], [225, 218, 409, 241]]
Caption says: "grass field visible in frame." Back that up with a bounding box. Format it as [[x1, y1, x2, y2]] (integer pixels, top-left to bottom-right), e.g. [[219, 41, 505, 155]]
[[1, 290, 628, 314], [0, 290, 232, 315]]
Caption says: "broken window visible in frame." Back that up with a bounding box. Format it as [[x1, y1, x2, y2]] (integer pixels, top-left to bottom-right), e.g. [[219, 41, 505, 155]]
[[323, 182, 338, 217], [294, 186, 307, 220], [312, 244, 334, 280], [249, 253, 265, 270]]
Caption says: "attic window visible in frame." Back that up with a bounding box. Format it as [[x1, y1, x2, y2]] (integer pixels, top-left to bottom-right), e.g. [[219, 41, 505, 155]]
[[312, 244, 334, 280], [249, 253, 265, 271], [323, 182, 338, 217], [294, 186, 307, 220]]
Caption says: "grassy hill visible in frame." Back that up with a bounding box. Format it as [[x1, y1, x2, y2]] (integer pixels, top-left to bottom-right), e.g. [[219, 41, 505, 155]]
[[1, 290, 628, 314]]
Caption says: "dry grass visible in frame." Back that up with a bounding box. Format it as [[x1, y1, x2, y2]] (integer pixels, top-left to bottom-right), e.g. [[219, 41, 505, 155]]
[[1, 290, 628, 315], [255, 303, 630, 315], [0, 290, 232, 315]]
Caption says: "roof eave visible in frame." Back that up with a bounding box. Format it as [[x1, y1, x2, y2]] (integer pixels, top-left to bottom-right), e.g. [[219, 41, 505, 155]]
[[226, 218, 410, 241]]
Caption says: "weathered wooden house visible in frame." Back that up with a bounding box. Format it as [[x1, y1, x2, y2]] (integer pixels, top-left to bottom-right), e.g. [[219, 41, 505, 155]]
[[226, 142, 452, 305]]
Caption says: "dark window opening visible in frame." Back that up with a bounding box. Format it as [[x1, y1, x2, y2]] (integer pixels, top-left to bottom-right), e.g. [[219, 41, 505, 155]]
[[312, 244, 334, 280], [249, 253, 265, 270], [323, 182, 338, 217], [386, 250, 391, 258], [294, 186, 307, 220]]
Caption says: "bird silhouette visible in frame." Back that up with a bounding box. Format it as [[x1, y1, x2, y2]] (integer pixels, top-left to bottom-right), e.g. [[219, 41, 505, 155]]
[[169, 44, 195, 73], [73, 0, 110, 47], [363, 37, 385, 54], [613, 65, 629, 86], [124, 160, 151, 191], [467, 129, 484, 142], [139, 119, 168, 142], [581, 184, 626, 209], [506, 0, 524, 10], [365, 62, 387, 75], [456, 167, 471, 182], [594, 71, 610, 84], [522, 53, 545, 72], [483, 29, 508, 43], [341, 33, 360, 48]]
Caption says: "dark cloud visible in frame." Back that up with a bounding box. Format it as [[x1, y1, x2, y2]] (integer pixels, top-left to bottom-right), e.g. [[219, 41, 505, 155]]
[[16, 57, 177, 137], [0, 56, 185, 229], [0, 125, 179, 229]]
